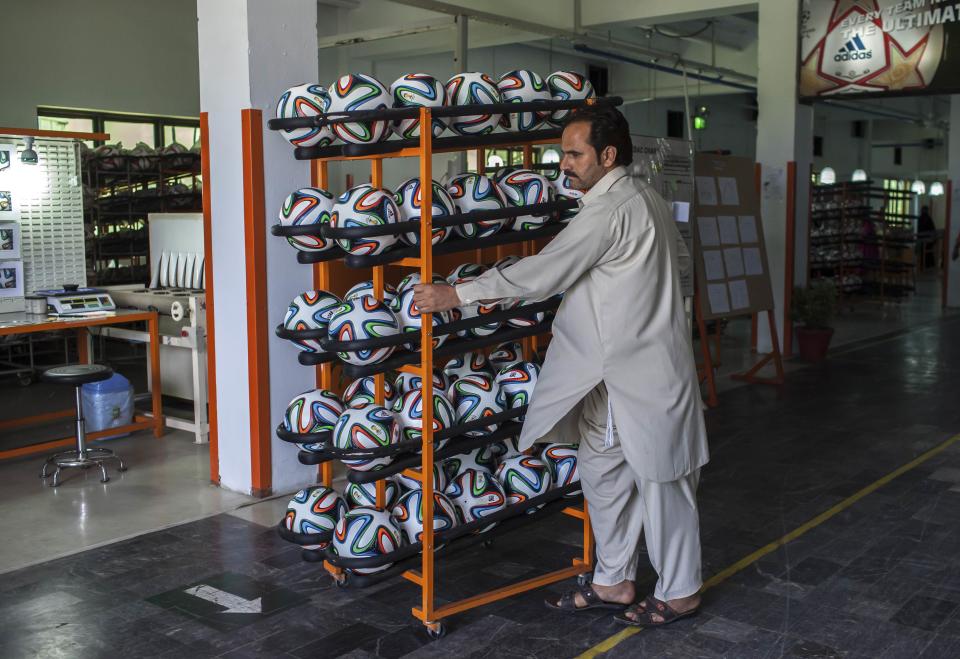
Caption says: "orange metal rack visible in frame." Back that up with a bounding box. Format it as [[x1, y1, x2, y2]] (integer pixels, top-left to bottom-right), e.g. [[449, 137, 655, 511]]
[[281, 107, 594, 637]]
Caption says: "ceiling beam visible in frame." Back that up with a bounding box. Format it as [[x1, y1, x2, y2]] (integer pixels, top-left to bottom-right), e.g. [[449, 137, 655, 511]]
[[582, 0, 758, 28], [317, 17, 454, 49]]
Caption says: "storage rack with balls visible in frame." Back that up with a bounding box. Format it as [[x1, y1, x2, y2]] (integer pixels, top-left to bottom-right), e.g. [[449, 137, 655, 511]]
[[268, 95, 620, 637]]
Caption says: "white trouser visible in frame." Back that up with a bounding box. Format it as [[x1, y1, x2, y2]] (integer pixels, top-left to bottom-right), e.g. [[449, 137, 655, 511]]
[[577, 383, 703, 601]]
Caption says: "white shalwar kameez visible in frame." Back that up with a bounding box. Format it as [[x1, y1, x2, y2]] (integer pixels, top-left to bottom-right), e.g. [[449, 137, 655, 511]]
[[455, 166, 709, 599]]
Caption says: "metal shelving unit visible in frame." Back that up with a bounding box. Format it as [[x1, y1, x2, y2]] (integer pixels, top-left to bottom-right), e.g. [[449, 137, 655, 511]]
[[267, 97, 620, 636]]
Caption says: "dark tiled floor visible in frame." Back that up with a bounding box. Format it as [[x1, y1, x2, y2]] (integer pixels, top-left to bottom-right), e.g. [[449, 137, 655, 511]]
[[1, 317, 960, 658]]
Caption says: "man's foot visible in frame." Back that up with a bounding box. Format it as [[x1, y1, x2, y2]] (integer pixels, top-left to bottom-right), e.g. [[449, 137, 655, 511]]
[[545, 580, 635, 612], [615, 593, 701, 626]]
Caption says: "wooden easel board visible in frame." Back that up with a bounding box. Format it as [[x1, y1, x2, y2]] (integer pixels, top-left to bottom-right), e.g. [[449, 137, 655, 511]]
[[693, 154, 775, 321]]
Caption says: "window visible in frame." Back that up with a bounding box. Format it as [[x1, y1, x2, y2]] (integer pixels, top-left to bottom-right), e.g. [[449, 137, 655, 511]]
[[666, 110, 684, 139], [37, 108, 199, 148]]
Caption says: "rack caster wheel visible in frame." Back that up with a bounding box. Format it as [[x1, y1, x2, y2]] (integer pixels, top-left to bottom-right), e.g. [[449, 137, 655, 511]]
[[17, 373, 33, 387], [576, 572, 592, 587], [482, 539, 494, 549], [334, 575, 349, 588], [426, 622, 446, 639]]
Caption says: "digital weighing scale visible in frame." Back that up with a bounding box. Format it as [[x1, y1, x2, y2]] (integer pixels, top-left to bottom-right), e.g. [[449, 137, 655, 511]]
[[35, 286, 116, 315]]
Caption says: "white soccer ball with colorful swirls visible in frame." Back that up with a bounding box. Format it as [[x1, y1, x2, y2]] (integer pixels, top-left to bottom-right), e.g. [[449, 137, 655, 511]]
[[445, 72, 502, 136], [343, 375, 398, 410], [392, 388, 456, 448], [332, 404, 397, 471], [332, 506, 404, 574], [278, 187, 336, 252], [392, 489, 459, 545], [344, 280, 398, 309], [394, 177, 456, 246], [282, 290, 342, 353], [395, 463, 448, 493], [446, 262, 487, 284], [390, 73, 447, 139], [498, 169, 554, 231], [443, 351, 494, 382], [326, 296, 400, 366], [546, 71, 595, 126], [283, 388, 344, 452], [395, 271, 447, 296], [495, 361, 540, 420], [489, 341, 524, 371], [449, 276, 501, 338], [495, 455, 552, 511], [327, 73, 392, 144], [451, 373, 506, 436], [445, 468, 507, 531], [330, 184, 400, 255], [540, 443, 581, 495], [446, 173, 508, 239], [394, 369, 452, 400], [393, 287, 451, 350], [498, 69, 551, 131], [343, 478, 401, 510], [276, 83, 335, 148], [284, 486, 347, 550]]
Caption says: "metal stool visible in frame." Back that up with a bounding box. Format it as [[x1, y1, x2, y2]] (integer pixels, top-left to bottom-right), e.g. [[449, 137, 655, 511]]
[[39, 364, 127, 487]]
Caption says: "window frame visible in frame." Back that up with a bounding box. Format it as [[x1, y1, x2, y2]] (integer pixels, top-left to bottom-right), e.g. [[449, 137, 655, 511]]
[[37, 107, 200, 148]]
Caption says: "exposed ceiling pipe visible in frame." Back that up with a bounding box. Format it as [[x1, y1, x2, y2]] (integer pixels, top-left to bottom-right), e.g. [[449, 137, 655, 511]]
[[317, 17, 455, 49], [384, 0, 757, 85], [573, 44, 757, 93], [818, 99, 948, 128]]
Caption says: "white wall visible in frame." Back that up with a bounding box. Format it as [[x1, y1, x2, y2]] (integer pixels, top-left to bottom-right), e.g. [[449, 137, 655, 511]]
[[0, 0, 200, 127]]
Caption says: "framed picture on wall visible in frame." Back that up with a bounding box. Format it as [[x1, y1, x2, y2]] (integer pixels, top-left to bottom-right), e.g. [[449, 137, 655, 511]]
[[0, 260, 24, 297], [0, 222, 21, 259], [0, 143, 11, 174]]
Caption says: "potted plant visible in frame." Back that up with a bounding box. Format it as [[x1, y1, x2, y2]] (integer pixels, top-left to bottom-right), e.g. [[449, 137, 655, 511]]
[[792, 280, 838, 362]]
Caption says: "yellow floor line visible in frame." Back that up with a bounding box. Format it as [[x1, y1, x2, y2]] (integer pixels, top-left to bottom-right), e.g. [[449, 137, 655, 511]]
[[576, 431, 960, 659]]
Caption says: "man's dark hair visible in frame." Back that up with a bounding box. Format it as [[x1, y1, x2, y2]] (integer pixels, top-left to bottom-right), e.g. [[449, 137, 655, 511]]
[[563, 105, 633, 167]]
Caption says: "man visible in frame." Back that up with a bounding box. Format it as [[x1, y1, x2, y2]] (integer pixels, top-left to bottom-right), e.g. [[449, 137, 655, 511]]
[[413, 106, 708, 627]]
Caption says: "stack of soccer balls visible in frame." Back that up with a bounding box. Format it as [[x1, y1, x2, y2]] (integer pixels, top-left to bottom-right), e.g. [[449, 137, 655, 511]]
[[276, 70, 595, 148], [281, 439, 580, 573], [276, 166, 579, 258]]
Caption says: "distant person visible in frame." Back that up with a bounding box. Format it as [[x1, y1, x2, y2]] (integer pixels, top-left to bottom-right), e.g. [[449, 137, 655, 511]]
[[917, 206, 937, 269]]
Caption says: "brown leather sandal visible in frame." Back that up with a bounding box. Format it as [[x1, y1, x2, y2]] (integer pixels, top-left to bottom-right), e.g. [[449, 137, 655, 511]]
[[614, 595, 699, 627], [544, 582, 630, 613]]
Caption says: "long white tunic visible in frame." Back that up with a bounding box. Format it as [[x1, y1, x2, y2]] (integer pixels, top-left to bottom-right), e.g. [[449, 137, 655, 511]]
[[455, 166, 709, 482]]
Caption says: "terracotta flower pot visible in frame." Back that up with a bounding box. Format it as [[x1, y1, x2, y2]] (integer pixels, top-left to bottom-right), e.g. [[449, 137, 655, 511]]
[[797, 326, 834, 362]]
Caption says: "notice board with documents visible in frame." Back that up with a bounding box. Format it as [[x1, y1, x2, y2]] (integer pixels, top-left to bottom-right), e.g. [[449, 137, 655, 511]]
[[693, 154, 775, 320]]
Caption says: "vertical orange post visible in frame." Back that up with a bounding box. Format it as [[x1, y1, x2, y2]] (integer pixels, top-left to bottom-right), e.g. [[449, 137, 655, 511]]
[[148, 312, 164, 437], [241, 108, 272, 497], [418, 107, 437, 628], [200, 112, 220, 483], [783, 161, 797, 358]]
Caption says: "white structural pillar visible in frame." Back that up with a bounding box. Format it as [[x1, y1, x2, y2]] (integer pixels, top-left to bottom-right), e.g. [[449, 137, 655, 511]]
[[755, 0, 813, 353], [198, 0, 319, 494], [947, 97, 960, 308]]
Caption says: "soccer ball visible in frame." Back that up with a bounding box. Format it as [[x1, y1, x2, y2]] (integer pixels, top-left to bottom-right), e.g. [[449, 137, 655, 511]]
[[442, 445, 500, 481], [393, 287, 451, 350], [343, 375, 398, 410], [451, 373, 505, 436], [492, 165, 523, 185], [331, 184, 400, 255], [392, 388, 456, 448], [446, 173, 508, 239], [278, 187, 336, 253], [390, 73, 447, 139], [495, 362, 540, 421], [344, 478, 401, 510], [546, 71, 595, 126], [500, 297, 545, 328], [276, 83, 335, 148], [498, 169, 553, 231], [395, 463, 447, 492], [332, 404, 397, 471], [498, 70, 550, 131], [284, 486, 347, 549], [283, 388, 344, 451], [445, 468, 506, 530], [443, 352, 493, 381], [445, 72, 502, 135], [448, 277, 501, 338], [344, 280, 398, 308], [327, 296, 400, 366], [282, 290, 342, 353], [327, 74, 391, 144], [492, 255, 520, 271], [394, 369, 452, 400], [541, 443, 580, 495], [392, 489, 459, 544], [489, 341, 524, 371], [446, 262, 487, 284], [394, 177, 456, 246], [495, 455, 552, 511], [395, 271, 447, 296], [543, 167, 583, 221], [331, 507, 403, 574]]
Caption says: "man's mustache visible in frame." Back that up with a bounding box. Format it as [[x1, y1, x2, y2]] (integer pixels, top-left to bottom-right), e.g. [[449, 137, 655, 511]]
[[563, 170, 577, 178]]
